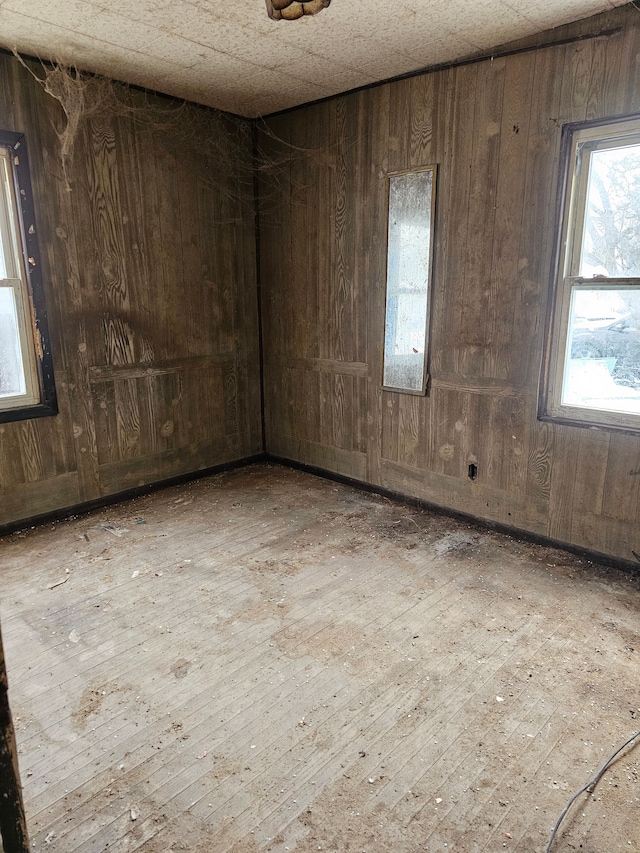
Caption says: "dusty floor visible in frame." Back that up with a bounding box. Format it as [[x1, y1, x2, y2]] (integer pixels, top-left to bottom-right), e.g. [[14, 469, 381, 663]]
[[1, 463, 639, 852]]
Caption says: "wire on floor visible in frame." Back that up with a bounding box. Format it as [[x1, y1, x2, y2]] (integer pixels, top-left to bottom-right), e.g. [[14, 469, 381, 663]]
[[545, 729, 640, 852]]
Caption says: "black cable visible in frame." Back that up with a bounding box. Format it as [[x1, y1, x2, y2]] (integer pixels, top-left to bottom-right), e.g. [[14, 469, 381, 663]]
[[545, 730, 640, 852]]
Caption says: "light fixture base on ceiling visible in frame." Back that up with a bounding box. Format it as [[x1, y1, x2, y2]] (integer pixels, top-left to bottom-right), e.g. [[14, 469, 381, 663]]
[[266, 0, 331, 21]]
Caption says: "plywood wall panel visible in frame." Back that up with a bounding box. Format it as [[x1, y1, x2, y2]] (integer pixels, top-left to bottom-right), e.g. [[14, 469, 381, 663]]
[[572, 431, 611, 518], [364, 84, 391, 490], [570, 512, 639, 559], [526, 419, 553, 504], [330, 98, 356, 364], [114, 378, 141, 460], [260, 4, 640, 564], [351, 91, 373, 369], [511, 46, 566, 392], [388, 79, 412, 174], [97, 435, 244, 496], [0, 474, 80, 526], [381, 393, 400, 465], [458, 58, 506, 381], [92, 380, 119, 466], [397, 395, 421, 470], [408, 73, 436, 169], [0, 54, 260, 528], [617, 30, 640, 116], [432, 65, 476, 381], [490, 52, 536, 385], [601, 434, 640, 524], [314, 111, 332, 364]]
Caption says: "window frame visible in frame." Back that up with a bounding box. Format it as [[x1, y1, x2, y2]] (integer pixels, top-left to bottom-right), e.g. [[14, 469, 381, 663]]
[[381, 164, 437, 396], [0, 129, 57, 424], [541, 115, 640, 433]]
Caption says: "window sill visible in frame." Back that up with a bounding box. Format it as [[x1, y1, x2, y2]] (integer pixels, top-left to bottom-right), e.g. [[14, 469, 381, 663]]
[[0, 399, 58, 424], [538, 410, 640, 436]]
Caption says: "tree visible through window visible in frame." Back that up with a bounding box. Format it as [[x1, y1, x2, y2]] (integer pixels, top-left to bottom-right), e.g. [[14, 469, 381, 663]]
[[543, 118, 640, 430], [0, 130, 56, 422]]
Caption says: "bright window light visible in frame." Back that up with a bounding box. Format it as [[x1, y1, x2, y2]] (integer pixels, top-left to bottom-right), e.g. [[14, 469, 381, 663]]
[[0, 132, 56, 421], [544, 118, 640, 431]]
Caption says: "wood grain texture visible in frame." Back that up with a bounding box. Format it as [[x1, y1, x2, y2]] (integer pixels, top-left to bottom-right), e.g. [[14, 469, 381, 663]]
[[3, 6, 640, 563], [365, 84, 391, 488], [601, 433, 640, 524], [267, 355, 367, 377], [0, 54, 261, 528], [259, 4, 640, 563]]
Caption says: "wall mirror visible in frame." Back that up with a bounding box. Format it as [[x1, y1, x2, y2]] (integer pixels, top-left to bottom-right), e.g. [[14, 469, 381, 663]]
[[382, 166, 437, 394]]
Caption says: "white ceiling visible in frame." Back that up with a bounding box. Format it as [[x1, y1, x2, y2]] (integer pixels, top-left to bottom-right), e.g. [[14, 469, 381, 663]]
[[0, 0, 630, 117]]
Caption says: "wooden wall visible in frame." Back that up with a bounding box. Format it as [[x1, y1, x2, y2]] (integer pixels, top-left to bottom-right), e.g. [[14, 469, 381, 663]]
[[0, 54, 262, 528], [259, 4, 640, 564]]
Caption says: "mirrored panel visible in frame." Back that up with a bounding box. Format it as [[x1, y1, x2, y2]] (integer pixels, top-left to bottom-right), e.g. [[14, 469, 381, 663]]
[[382, 167, 436, 393]]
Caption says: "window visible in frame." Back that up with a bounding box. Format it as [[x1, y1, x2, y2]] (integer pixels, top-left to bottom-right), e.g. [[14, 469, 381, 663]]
[[0, 130, 56, 422], [543, 117, 640, 431], [382, 166, 436, 394]]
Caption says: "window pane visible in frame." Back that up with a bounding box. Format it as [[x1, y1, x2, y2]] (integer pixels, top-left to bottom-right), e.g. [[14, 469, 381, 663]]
[[383, 169, 433, 392], [0, 287, 27, 398], [562, 287, 640, 414], [0, 227, 7, 279], [0, 150, 16, 280], [580, 142, 640, 277]]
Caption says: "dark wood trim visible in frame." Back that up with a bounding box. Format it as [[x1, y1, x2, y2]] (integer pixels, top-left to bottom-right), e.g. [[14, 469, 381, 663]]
[[538, 413, 640, 437], [11, 451, 639, 575], [267, 454, 640, 576], [0, 129, 58, 424], [0, 624, 30, 853], [559, 109, 640, 138], [537, 120, 574, 421], [0, 401, 58, 424], [0, 454, 266, 538]]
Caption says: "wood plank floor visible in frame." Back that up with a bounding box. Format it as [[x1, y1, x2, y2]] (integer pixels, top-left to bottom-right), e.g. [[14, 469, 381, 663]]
[[1, 463, 639, 853]]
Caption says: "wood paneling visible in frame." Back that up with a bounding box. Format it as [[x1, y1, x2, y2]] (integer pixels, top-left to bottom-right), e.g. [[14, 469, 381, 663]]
[[0, 54, 261, 528], [259, 5, 640, 564], [3, 7, 640, 562]]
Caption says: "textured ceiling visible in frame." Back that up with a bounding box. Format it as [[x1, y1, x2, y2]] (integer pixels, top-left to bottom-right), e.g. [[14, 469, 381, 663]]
[[0, 0, 630, 117]]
